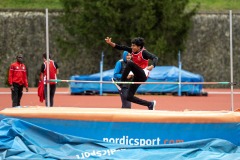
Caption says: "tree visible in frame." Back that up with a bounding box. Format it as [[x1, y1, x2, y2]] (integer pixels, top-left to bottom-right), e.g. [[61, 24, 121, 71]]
[[58, 0, 198, 70]]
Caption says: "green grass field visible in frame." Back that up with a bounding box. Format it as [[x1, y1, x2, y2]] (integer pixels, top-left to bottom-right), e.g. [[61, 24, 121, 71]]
[[189, 0, 240, 11], [0, 0, 240, 11], [0, 0, 62, 9]]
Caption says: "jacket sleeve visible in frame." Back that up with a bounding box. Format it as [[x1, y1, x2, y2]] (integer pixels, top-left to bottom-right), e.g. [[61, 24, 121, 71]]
[[24, 65, 28, 87], [41, 63, 45, 73], [142, 50, 158, 67], [114, 44, 132, 53], [8, 64, 13, 85], [113, 61, 122, 80]]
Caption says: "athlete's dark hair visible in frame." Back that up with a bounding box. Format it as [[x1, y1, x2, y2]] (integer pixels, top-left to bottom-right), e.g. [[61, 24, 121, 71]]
[[131, 37, 145, 48], [16, 54, 23, 58], [43, 53, 51, 59]]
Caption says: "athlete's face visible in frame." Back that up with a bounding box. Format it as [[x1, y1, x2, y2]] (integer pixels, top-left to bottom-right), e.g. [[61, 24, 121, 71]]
[[131, 44, 141, 53], [17, 54, 23, 63]]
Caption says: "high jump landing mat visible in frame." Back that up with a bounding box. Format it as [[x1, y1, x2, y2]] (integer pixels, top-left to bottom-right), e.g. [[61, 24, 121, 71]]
[[0, 107, 240, 146]]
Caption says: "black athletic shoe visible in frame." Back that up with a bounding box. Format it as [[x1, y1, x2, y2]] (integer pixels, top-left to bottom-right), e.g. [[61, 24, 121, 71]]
[[148, 100, 156, 110]]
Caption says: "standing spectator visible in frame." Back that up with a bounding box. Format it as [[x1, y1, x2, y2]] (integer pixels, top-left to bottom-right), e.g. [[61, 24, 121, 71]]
[[8, 54, 29, 107], [113, 51, 133, 109], [105, 37, 158, 110], [40, 53, 59, 107]]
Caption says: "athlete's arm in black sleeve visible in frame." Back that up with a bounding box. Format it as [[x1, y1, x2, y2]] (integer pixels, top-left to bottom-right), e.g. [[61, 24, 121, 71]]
[[142, 50, 158, 67], [40, 63, 45, 73], [54, 62, 59, 74], [114, 44, 132, 53], [54, 62, 59, 69]]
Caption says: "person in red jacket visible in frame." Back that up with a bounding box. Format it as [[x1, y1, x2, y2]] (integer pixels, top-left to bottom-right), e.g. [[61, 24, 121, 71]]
[[40, 53, 59, 107], [8, 54, 29, 107]]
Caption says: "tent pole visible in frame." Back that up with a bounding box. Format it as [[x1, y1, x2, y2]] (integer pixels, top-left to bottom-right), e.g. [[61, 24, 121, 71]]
[[178, 50, 182, 96], [100, 51, 104, 96]]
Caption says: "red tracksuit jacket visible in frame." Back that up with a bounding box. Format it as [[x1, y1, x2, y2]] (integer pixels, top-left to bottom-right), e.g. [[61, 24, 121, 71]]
[[8, 61, 28, 87]]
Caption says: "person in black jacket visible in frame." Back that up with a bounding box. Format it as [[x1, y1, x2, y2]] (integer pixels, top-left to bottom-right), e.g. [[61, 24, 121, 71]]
[[105, 37, 158, 110]]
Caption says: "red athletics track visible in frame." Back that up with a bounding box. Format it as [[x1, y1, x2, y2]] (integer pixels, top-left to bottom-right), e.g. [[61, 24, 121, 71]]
[[0, 88, 240, 111]]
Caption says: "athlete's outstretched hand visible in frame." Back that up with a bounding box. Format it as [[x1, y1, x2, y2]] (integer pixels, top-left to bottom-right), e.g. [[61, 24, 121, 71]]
[[105, 37, 112, 44], [105, 37, 116, 47]]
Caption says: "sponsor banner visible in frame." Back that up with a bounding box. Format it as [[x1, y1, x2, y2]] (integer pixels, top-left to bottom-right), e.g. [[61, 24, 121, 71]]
[[18, 118, 240, 146]]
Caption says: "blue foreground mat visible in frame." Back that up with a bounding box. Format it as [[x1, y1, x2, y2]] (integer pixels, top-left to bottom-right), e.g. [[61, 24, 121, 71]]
[[0, 118, 240, 160], [1, 108, 240, 147]]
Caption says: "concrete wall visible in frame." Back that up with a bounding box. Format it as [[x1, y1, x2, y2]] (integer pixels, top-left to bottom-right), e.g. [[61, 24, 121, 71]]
[[0, 11, 62, 87], [184, 12, 240, 88]]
